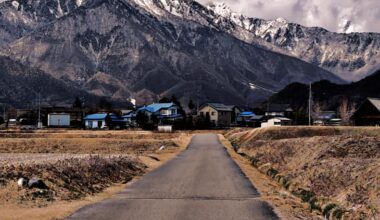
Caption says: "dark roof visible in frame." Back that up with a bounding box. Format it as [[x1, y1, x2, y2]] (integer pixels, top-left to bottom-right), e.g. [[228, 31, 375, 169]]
[[266, 104, 293, 112], [368, 98, 380, 111], [202, 103, 233, 112]]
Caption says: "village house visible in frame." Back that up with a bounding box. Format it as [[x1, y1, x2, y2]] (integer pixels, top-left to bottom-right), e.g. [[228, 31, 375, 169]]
[[84, 113, 108, 129], [198, 103, 235, 127], [313, 111, 342, 126], [137, 103, 182, 123], [237, 111, 263, 127], [230, 106, 241, 125], [261, 117, 292, 128], [353, 98, 380, 126], [121, 110, 137, 127], [265, 104, 294, 118]]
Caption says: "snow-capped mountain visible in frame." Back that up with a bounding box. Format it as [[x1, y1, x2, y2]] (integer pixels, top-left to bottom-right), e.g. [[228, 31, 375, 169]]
[[0, 0, 348, 107], [128, 0, 380, 81]]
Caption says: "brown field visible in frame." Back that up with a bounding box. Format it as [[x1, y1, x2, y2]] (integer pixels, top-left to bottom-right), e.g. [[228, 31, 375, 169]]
[[0, 130, 184, 154], [227, 126, 380, 219], [0, 130, 193, 220]]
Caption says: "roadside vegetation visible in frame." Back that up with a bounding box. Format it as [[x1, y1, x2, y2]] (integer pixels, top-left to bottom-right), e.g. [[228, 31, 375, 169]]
[[0, 130, 192, 219], [226, 126, 380, 219]]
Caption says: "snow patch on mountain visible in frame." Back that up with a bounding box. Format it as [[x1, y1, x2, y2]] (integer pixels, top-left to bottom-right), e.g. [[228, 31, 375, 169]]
[[11, 1, 19, 9]]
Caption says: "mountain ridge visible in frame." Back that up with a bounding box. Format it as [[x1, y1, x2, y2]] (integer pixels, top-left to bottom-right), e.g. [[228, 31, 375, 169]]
[[268, 69, 380, 110], [0, 0, 343, 107], [129, 0, 380, 81]]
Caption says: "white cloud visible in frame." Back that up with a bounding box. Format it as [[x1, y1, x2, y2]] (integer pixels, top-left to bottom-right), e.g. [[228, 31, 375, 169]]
[[198, 0, 380, 33]]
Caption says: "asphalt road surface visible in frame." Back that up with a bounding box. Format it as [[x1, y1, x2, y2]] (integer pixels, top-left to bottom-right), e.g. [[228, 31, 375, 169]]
[[67, 134, 279, 220]]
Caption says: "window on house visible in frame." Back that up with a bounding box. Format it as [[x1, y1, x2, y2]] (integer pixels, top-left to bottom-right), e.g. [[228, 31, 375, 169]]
[[200, 112, 204, 117], [211, 112, 215, 116]]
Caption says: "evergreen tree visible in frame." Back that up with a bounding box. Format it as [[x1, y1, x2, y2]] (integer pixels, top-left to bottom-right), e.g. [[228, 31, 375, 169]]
[[73, 97, 82, 108], [188, 99, 195, 111], [136, 111, 149, 128], [159, 97, 171, 103], [98, 98, 112, 110]]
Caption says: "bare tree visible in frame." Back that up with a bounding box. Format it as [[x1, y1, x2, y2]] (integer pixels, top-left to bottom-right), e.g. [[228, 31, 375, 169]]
[[311, 101, 323, 122], [338, 98, 356, 126]]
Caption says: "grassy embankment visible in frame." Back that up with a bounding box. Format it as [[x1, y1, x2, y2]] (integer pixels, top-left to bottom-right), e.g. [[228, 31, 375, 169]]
[[0, 130, 192, 220], [226, 126, 380, 219]]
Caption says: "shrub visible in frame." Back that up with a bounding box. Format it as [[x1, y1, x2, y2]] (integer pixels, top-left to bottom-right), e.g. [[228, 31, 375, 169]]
[[323, 203, 338, 217]]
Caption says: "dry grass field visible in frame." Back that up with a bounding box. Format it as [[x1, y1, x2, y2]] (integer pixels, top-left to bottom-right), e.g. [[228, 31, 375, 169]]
[[227, 126, 380, 219], [0, 129, 193, 220]]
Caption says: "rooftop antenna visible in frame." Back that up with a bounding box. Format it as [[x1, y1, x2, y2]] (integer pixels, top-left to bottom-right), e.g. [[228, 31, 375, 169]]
[[308, 82, 312, 126]]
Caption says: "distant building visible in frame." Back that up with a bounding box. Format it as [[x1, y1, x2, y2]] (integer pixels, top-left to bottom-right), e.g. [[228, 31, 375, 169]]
[[265, 104, 294, 118], [237, 111, 263, 127], [353, 98, 380, 126], [313, 111, 341, 126], [230, 106, 241, 125], [198, 103, 233, 127], [42, 107, 83, 127], [261, 117, 292, 128], [48, 113, 70, 127], [137, 103, 182, 123], [84, 113, 108, 129], [121, 110, 137, 127]]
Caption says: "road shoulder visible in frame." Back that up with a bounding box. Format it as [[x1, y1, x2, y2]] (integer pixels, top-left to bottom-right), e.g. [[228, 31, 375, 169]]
[[218, 134, 320, 220]]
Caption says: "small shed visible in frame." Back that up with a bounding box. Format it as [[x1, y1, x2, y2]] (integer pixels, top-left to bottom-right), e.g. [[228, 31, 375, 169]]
[[261, 117, 292, 128], [48, 113, 70, 127], [84, 113, 108, 129]]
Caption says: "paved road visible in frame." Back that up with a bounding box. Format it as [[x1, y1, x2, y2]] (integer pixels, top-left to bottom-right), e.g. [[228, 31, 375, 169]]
[[67, 134, 279, 220]]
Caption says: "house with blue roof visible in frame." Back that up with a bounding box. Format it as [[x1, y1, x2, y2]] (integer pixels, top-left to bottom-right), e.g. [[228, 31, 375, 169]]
[[84, 112, 138, 129], [84, 113, 109, 129], [237, 111, 264, 127], [137, 102, 182, 123]]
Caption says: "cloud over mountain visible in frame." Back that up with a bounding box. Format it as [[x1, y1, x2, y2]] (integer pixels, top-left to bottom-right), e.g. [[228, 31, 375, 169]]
[[199, 0, 380, 33]]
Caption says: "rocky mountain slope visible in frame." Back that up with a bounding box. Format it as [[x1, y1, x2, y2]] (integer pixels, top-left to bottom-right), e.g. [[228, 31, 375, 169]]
[[0, 56, 100, 107], [0, 0, 82, 47], [0, 0, 343, 107], [134, 0, 380, 81], [207, 3, 380, 81]]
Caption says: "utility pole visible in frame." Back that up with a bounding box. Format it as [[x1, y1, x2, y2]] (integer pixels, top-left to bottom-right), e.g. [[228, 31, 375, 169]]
[[2, 105, 5, 120], [308, 82, 312, 126], [81, 96, 85, 129], [37, 92, 42, 129]]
